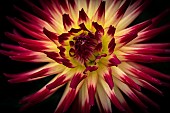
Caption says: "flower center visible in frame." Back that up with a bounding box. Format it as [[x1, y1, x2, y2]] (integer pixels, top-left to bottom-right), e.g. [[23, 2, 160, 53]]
[[70, 33, 96, 62], [43, 22, 121, 71]]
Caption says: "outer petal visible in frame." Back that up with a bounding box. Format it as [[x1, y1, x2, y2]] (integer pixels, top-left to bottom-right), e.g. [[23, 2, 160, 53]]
[[99, 77, 125, 112], [116, 0, 150, 31], [111, 66, 141, 91], [95, 83, 112, 113], [114, 77, 147, 109], [5, 63, 65, 83], [87, 71, 98, 106], [55, 81, 84, 113], [78, 79, 90, 113]]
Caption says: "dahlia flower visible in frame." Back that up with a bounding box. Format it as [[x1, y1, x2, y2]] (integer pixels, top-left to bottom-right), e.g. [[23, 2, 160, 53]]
[[0, 0, 170, 113]]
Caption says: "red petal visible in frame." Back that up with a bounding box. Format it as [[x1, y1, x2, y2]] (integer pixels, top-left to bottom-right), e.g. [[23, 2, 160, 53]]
[[78, 8, 89, 23], [24, 0, 53, 23], [134, 24, 170, 43], [113, 0, 130, 23], [138, 79, 163, 95], [93, 1, 105, 23], [133, 89, 160, 109], [120, 62, 162, 85], [92, 22, 104, 34], [107, 25, 116, 36], [129, 62, 170, 80], [88, 85, 95, 106], [46, 75, 67, 90], [68, 0, 76, 8], [79, 23, 89, 31], [84, 66, 98, 73], [120, 75, 141, 91], [108, 54, 121, 66], [55, 88, 77, 113], [6, 17, 47, 40], [123, 53, 170, 63], [116, 31, 138, 48], [61, 58, 75, 68], [58, 33, 70, 45], [70, 73, 86, 88], [81, 100, 90, 113], [20, 88, 50, 111], [108, 38, 116, 54], [43, 28, 58, 44], [104, 73, 114, 89], [94, 42, 102, 52], [69, 28, 81, 33], [58, 0, 69, 12], [62, 14, 74, 30], [20, 88, 50, 104], [58, 46, 66, 58]]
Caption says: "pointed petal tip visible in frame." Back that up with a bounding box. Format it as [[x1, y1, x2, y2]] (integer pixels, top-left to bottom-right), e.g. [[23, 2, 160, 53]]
[[107, 25, 116, 36], [78, 8, 89, 23], [104, 74, 114, 89], [70, 73, 86, 89], [62, 13, 74, 30], [88, 85, 95, 106]]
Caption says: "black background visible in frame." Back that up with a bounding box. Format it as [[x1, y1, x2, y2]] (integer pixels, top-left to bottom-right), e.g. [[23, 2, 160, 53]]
[[0, 0, 170, 113]]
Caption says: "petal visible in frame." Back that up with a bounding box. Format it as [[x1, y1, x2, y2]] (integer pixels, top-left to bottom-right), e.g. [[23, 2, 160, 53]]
[[116, 0, 150, 31], [20, 88, 51, 111], [70, 66, 86, 88], [24, 0, 53, 23], [146, 9, 170, 30], [58, 0, 69, 12], [119, 62, 162, 85], [87, 71, 98, 106], [58, 33, 71, 45], [46, 67, 76, 90], [99, 77, 125, 111], [115, 19, 152, 37], [97, 65, 114, 89], [14, 5, 58, 33], [129, 24, 170, 44], [8, 52, 53, 63], [108, 54, 121, 66], [6, 17, 47, 40], [0, 43, 31, 52], [19, 73, 69, 110], [120, 46, 170, 55], [79, 80, 90, 113], [5, 63, 65, 83], [114, 78, 147, 109], [43, 28, 59, 45], [128, 62, 170, 80], [107, 25, 116, 37], [114, 86, 133, 113], [108, 38, 116, 54], [70, 73, 86, 89], [105, 0, 122, 27], [78, 8, 89, 24], [86, 0, 101, 19], [62, 14, 74, 30], [55, 81, 83, 113], [92, 1, 105, 25], [133, 89, 160, 109], [133, 78, 163, 96], [96, 83, 112, 113], [118, 51, 170, 63], [111, 66, 141, 91], [107, 0, 131, 26]]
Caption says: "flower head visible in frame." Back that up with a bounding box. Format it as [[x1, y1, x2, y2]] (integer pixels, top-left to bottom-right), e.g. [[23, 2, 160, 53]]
[[0, 0, 170, 113]]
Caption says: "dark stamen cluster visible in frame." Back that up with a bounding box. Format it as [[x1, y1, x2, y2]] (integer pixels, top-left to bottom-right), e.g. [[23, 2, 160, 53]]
[[69, 33, 97, 62]]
